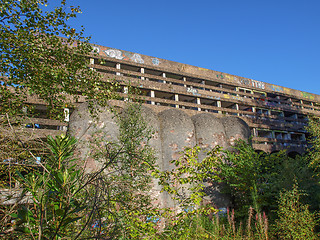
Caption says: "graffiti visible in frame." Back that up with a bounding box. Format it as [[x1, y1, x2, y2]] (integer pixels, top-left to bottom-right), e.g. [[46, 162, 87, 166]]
[[216, 74, 224, 79], [301, 91, 315, 100], [187, 87, 200, 96], [130, 53, 144, 64], [103, 49, 144, 64], [104, 49, 124, 60], [231, 96, 244, 101], [270, 85, 283, 92], [224, 75, 236, 82], [238, 78, 250, 86], [238, 78, 265, 90], [152, 58, 160, 66], [92, 46, 100, 53], [198, 67, 209, 71], [251, 80, 265, 89]]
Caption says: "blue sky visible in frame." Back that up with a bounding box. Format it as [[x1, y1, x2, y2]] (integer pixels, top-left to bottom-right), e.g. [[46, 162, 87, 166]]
[[67, 0, 320, 95]]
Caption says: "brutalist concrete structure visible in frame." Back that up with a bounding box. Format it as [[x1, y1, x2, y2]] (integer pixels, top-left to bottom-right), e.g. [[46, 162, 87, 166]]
[[86, 43, 320, 156], [16, 43, 320, 156]]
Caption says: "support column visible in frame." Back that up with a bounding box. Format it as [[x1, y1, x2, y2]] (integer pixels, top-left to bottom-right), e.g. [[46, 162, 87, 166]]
[[162, 73, 166, 83], [300, 100, 304, 109], [235, 103, 239, 116], [253, 128, 257, 137], [89, 58, 94, 71], [116, 63, 121, 76], [183, 77, 187, 87], [141, 67, 145, 80], [175, 94, 179, 108], [217, 101, 222, 114], [150, 90, 155, 105], [197, 97, 201, 111], [124, 86, 128, 101], [235, 87, 239, 96]]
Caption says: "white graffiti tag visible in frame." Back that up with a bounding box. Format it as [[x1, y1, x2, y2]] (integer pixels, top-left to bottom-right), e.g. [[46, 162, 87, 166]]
[[130, 53, 144, 64], [92, 46, 100, 53], [104, 49, 124, 60], [251, 80, 265, 89]]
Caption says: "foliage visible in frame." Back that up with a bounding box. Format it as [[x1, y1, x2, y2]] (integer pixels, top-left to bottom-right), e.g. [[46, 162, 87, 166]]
[[275, 183, 318, 240], [159, 207, 269, 240], [0, 103, 158, 239], [213, 140, 264, 214], [155, 146, 221, 210], [10, 134, 85, 239], [307, 116, 320, 173], [211, 139, 320, 219], [0, 0, 119, 117], [85, 103, 158, 239]]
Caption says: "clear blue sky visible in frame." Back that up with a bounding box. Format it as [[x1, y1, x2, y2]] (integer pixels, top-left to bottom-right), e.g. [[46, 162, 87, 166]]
[[67, 0, 320, 95]]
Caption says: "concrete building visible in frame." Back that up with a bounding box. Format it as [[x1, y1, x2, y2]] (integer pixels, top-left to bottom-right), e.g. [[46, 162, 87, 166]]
[[18, 43, 320, 156], [84, 43, 320, 156]]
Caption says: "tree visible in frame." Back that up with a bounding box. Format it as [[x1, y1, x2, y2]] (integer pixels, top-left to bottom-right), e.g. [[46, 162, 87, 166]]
[[211, 140, 320, 219], [306, 116, 320, 173], [4, 103, 159, 239], [275, 183, 318, 240], [0, 0, 118, 117]]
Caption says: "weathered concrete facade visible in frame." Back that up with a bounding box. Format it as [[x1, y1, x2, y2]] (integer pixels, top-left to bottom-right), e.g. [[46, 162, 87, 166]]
[[86, 43, 320, 155], [68, 103, 250, 208], [19, 43, 320, 155]]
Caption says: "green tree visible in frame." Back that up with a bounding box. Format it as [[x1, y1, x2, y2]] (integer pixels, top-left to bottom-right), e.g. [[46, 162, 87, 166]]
[[275, 183, 318, 240], [7, 104, 159, 239], [0, 0, 118, 117], [307, 116, 320, 173], [212, 140, 320, 218]]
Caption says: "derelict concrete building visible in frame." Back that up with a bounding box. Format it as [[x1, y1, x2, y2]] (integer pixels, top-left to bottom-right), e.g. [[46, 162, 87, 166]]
[[18, 43, 320, 156], [85, 43, 320, 156]]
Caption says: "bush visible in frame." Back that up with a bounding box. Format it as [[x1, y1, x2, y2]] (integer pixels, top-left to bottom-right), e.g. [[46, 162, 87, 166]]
[[275, 183, 318, 240]]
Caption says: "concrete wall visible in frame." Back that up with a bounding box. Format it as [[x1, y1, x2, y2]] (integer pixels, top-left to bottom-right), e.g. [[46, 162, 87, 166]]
[[69, 102, 250, 209]]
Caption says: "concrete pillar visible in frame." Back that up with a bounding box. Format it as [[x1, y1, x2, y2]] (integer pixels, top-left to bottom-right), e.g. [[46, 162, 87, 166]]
[[89, 58, 94, 71], [64, 108, 70, 122], [235, 87, 240, 96], [175, 94, 179, 108], [116, 63, 121, 76], [197, 97, 201, 111], [124, 86, 128, 101], [300, 100, 304, 109], [217, 100, 222, 114], [141, 67, 145, 80], [162, 73, 166, 84], [253, 128, 257, 137], [235, 103, 239, 116], [150, 90, 155, 105], [183, 77, 187, 87]]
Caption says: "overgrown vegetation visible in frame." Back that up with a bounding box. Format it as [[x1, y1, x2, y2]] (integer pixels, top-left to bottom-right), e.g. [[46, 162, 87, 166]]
[[2, 0, 320, 239]]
